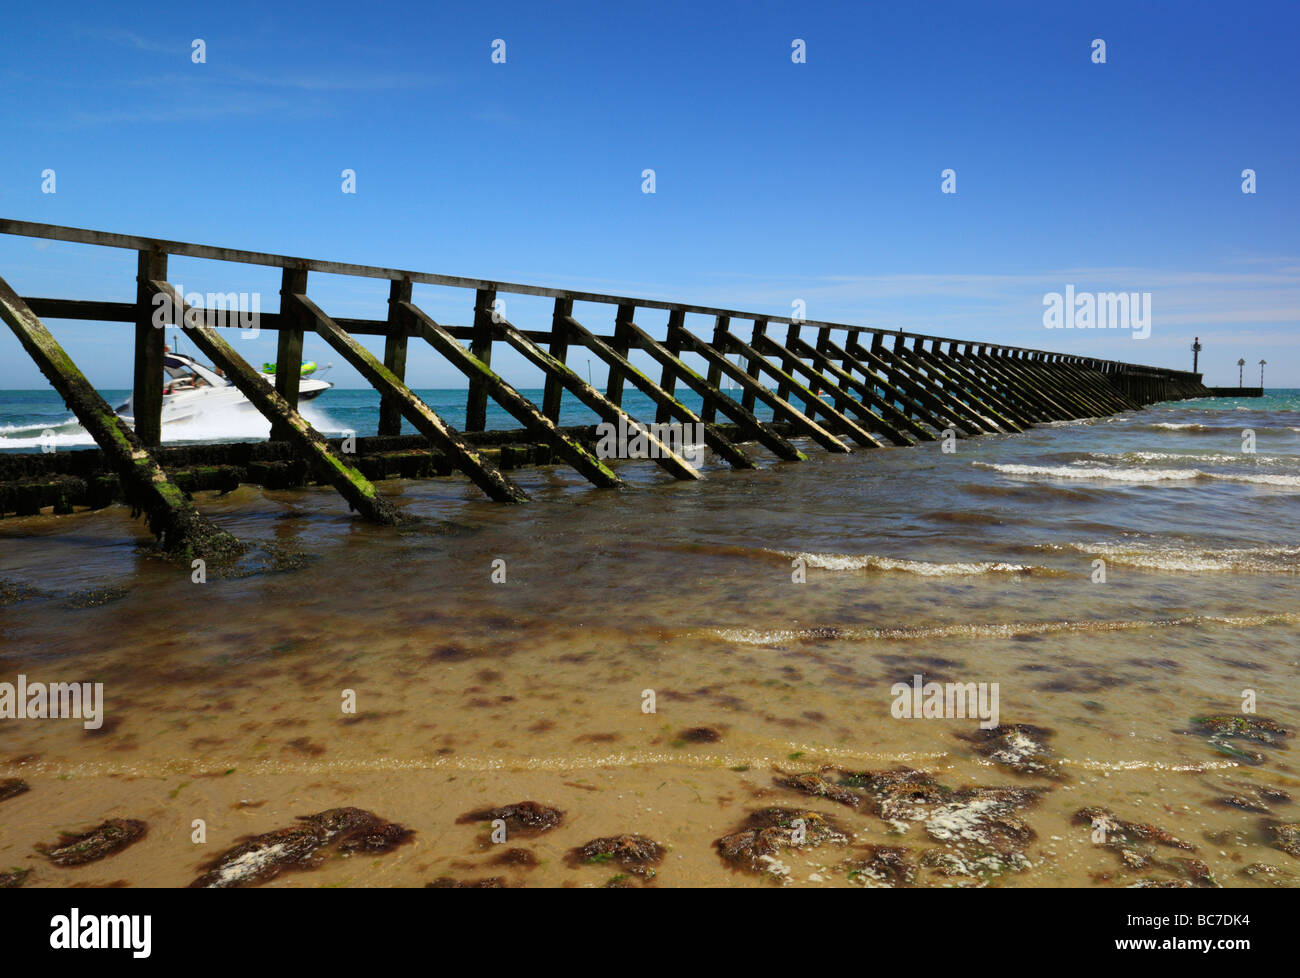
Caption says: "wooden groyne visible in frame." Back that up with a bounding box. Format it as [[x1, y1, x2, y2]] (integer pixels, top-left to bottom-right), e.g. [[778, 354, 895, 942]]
[[1207, 387, 1264, 398], [0, 219, 1212, 548]]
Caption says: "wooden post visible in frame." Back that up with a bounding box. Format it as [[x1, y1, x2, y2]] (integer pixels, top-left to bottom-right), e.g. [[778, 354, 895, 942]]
[[494, 317, 701, 481], [563, 313, 755, 469], [787, 333, 931, 443], [700, 316, 728, 423], [606, 303, 635, 407], [656, 310, 685, 424], [0, 275, 242, 557], [742, 320, 767, 413], [289, 293, 529, 503], [272, 267, 308, 441], [132, 249, 167, 447], [466, 288, 495, 432], [378, 278, 412, 436], [150, 280, 401, 525], [541, 297, 573, 422], [622, 317, 805, 461], [400, 301, 623, 489], [672, 323, 851, 453]]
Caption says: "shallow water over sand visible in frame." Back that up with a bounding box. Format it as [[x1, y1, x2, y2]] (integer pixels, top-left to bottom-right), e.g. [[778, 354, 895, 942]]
[[2, 395, 1299, 887]]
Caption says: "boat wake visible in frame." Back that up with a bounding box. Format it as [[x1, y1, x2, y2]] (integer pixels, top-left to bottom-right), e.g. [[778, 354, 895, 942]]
[[0, 401, 350, 450]]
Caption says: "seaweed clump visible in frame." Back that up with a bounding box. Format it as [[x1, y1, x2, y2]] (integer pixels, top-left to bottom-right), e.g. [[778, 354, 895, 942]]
[[1212, 780, 1291, 813], [1072, 806, 1210, 884], [0, 778, 30, 803], [456, 801, 564, 837], [918, 786, 1045, 879], [957, 724, 1065, 780], [190, 807, 413, 888], [844, 845, 915, 887], [716, 807, 848, 877], [0, 868, 32, 888], [774, 771, 862, 808], [839, 767, 951, 822], [567, 835, 666, 878], [1264, 821, 1300, 859], [36, 818, 147, 866], [488, 847, 538, 868], [1186, 715, 1289, 765], [1073, 806, 1194, 852], [427, 876, 506, 888], [838, 768, 1045, 881], [677, 727, 722, 744]]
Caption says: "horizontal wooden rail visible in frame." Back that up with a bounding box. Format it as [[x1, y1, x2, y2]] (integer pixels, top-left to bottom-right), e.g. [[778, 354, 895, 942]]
[[0, 218, 1205, 376]]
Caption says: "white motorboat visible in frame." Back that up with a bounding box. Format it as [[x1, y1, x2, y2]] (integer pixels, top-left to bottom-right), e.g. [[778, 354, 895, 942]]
[[116, 347, 332, 427]]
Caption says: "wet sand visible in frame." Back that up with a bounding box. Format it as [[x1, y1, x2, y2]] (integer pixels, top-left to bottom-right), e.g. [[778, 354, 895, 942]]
[[2, 406, 1299, 887]]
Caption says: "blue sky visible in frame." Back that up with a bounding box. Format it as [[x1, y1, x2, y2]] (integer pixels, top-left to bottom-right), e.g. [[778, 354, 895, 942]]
[[0, 0, 1295, 389]]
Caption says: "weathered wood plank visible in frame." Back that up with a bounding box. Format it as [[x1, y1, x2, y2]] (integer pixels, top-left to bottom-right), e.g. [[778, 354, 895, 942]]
[[563, 314, 756, 470], [494, 316, 701, 481], [466, 288, 496, 432], [132, 250, 167, 446], [672, 326, 851, 454], [0, 275, 242, 557], [149, 280, 402, 525], [378, 279, 412, 437], [272, 267, 308, 441], [398, 301, 623, 489], [619, 317, 807, 462], [290, 293, 530, 503], [541, 297, 573, 422]]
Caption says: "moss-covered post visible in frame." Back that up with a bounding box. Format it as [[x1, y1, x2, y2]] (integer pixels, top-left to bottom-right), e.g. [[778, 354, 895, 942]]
[[0, 275, 242, 558], [378, 278, 412, 436], [655, 309, 685, 424], [150, 280, 401, 525], [701, 316, 728, 423], [289, 293, 530, 503], [495, 316, 701, 481], [272, 266, 307, 441], [541, 296, 573, 422], [606, 303, 635, 408], [400, 300, 623, 489], [133, 249, 167, 447], [741, 320, 767, 413], [466, 288, 495, 432]]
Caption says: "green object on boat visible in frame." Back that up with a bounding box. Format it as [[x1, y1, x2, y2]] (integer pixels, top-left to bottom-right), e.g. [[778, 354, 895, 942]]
[[261, 361, 317, 375]]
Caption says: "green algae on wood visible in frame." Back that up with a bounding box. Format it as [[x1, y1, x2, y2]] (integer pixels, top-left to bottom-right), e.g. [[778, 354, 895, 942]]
[[0, 276, 243, 559], [290, 293, 529, 503], [151, 280, 401, 526], [400, 301, 623, 490]]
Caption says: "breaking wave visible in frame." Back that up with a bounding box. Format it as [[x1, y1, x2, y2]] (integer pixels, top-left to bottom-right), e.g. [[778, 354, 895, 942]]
[[1048, 542, 1300, 574], [974, 462, 1300, 487], [773, 550, 1045, 576], [713, 612, 1300, 646]]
